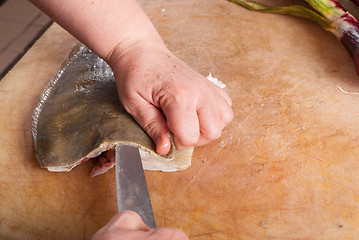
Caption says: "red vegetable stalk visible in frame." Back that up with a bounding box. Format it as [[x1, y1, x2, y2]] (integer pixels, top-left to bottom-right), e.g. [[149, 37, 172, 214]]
[[306, 0, 359, 75], [229, 0, 359, 75]]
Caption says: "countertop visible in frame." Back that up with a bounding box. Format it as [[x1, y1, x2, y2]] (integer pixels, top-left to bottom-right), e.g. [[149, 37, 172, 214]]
[[1, 0, 359, 239]]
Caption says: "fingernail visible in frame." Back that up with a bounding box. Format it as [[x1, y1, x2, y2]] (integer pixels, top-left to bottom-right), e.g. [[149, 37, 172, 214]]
[[162, 140, 169, 149], [155, 137, 171, 156]]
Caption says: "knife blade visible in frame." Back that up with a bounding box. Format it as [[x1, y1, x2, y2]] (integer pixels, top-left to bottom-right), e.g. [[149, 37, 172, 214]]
[[115, 144, 156, 229]]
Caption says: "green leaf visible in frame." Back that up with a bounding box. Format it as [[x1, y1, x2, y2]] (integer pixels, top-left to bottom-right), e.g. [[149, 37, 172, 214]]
[[228, 0, 333, 30]]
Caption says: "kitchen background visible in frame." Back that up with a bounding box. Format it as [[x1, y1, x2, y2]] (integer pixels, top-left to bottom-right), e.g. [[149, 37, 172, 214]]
[[0, 0, 52, 80]]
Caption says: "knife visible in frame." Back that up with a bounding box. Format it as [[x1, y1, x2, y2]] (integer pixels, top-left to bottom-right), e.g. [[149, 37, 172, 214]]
[[115, 144, 156, 229]]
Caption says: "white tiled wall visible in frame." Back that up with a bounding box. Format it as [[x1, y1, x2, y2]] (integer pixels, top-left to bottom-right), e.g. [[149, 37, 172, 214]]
[[0, 0, 52, 79]]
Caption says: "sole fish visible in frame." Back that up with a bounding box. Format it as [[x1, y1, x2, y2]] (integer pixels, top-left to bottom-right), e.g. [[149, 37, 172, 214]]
[[31, 45, 193, 177]]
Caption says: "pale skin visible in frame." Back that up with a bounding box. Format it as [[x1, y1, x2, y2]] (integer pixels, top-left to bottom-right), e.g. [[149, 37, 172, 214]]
[[29, 0, 233, 238], [91, 211, 189, 240]]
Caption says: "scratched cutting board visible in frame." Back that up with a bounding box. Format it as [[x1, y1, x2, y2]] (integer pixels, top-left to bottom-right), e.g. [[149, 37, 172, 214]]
[[1, 0, 359, 239]]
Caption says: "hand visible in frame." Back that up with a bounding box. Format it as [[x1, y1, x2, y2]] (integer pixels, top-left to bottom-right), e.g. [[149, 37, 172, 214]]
[[30, 0, 233, 156], [91, 211, 189, 240], [107, 40, 233, 155]]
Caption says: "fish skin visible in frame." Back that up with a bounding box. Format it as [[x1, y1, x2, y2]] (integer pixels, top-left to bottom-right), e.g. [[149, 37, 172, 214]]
[[31, 45, 191, 175]]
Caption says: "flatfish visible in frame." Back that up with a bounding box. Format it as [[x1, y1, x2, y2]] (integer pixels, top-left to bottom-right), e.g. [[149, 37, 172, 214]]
[[31, 45, 193, 177]]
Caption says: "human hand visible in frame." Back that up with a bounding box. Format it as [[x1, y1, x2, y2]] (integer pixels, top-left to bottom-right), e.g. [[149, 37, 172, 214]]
[[29, 0, 233, 155], [91, 210, 189, 240], [107, 40, 233, 156]]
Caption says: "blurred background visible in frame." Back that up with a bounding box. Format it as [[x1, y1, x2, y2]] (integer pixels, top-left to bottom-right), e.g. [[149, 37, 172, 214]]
[[0, 0, 52, 80]]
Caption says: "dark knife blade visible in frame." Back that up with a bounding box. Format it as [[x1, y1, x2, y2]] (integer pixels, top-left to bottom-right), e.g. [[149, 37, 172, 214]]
[[115, 144, 156, 228]]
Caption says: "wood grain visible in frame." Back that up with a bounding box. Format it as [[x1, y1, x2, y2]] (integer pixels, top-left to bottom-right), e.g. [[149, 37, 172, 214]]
[[1, 0, 359, 239]]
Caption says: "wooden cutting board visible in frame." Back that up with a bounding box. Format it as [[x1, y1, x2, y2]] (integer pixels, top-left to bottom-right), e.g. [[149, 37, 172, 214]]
[[2, 0, 359, 239]]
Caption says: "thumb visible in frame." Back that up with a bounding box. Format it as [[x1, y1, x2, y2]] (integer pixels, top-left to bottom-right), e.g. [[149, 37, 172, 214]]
[[106, 210, 151, 231], [127, 101, 172, 156]]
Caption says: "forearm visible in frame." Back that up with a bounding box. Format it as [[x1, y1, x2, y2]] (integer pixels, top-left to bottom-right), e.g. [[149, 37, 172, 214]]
[[29, 0, 165, 61], [29, 0, 234, 154]]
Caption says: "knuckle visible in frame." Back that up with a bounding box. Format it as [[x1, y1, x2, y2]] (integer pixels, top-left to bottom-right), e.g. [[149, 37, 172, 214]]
[[185, 132, 201, 146], [162, 84, 193, 107], [182, 137, 198, 147], [171, 229, 189, 240], [119, 210, 139, 219], [222, 109, 234, 125], [175, 131, 199, 147], [203, 126, 222, 141], [155, 228, 189, 240], [169, 92, 186, 107], [142, 118, 160, 138], [121, 98, 138, 115]]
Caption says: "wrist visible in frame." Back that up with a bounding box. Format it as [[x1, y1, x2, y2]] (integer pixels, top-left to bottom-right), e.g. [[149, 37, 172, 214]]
[[105, 32, 167, 66], [106, 38, 172, 86]]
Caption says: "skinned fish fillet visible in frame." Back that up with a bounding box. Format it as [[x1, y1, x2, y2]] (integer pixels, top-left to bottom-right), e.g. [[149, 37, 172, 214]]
[[31, 45, 193, 177]]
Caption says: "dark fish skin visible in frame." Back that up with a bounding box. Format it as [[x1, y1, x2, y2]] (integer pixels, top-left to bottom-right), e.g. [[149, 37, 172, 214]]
[[31, 45, 175, 173]]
